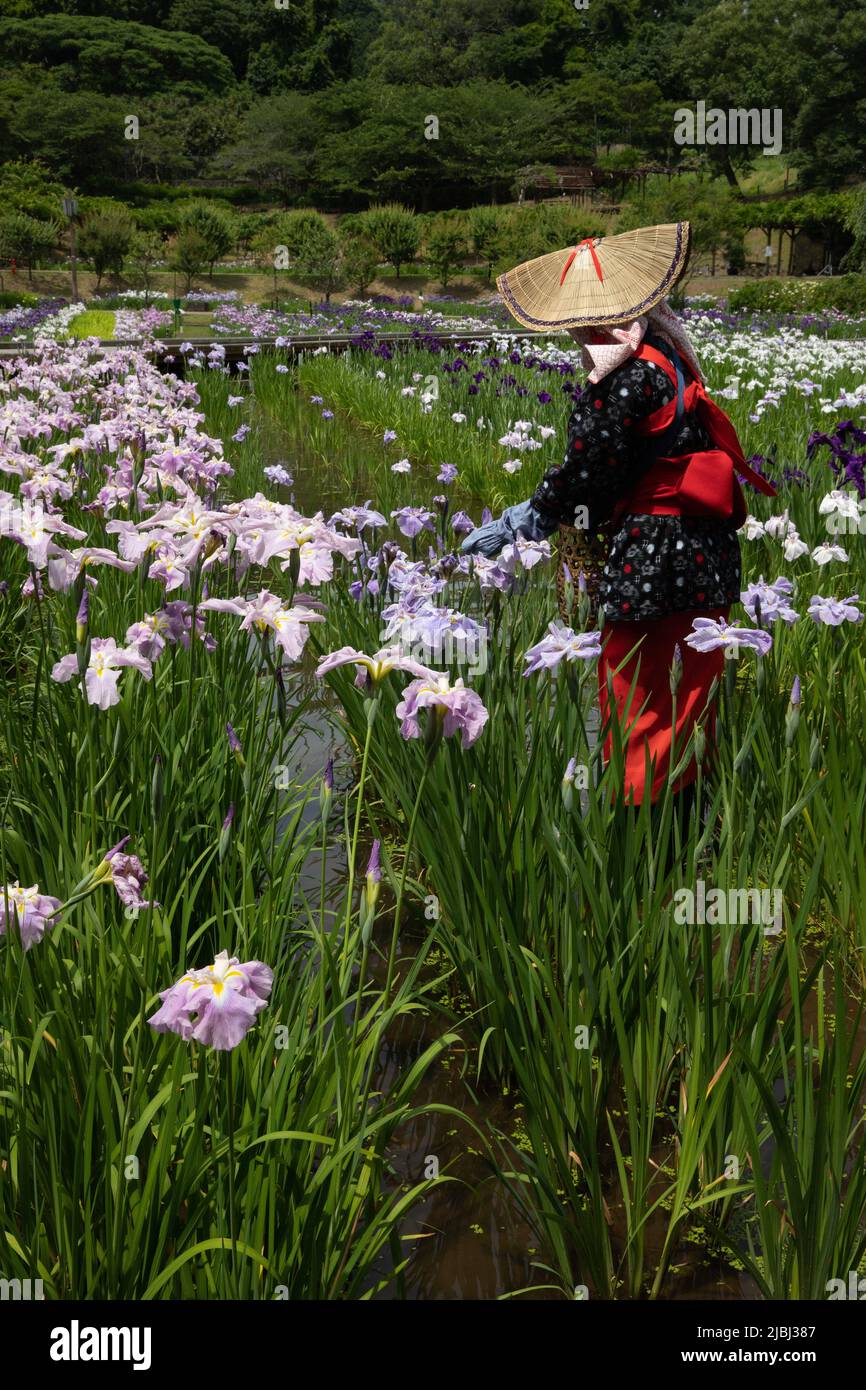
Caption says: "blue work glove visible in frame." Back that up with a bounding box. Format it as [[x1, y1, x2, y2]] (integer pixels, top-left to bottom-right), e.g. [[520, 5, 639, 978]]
[[460, 500, 556, 558]]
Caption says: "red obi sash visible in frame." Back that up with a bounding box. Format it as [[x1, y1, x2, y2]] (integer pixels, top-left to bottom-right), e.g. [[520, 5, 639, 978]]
[[611, 343, 776, 530]]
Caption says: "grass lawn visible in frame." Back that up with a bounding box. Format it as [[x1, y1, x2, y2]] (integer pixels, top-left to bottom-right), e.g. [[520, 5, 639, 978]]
[[68, 309, 116, 339]]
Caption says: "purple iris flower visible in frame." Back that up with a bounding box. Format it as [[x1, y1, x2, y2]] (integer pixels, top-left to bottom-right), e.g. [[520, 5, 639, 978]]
[[148, 950, 273, 1052], [437, 463, 458, 484], [104, 844, 155, 911], [395, 673, 488, 749], [263, 465, 293, 487], [684, 618, 773, 655], [391, 506, 436, 539], [330, 501, 387, 532], [740, 576, 799, 626], [523, 623, 603, 675], [807, 593, 862, 626], [0, 882, 62, 950], [315, 645, 436, 689]]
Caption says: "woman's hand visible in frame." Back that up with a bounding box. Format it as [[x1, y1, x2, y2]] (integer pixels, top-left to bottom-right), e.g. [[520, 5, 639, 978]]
[[461, 500, 555, 557]]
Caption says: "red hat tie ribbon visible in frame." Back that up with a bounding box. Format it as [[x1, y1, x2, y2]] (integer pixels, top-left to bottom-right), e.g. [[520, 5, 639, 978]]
[[560, 238, 604, 287]]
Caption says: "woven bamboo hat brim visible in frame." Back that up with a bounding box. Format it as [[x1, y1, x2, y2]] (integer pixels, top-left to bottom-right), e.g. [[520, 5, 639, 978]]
[[496, 222, 691, 331]]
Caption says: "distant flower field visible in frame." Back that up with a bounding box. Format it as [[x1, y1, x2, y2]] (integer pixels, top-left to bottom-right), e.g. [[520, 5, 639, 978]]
[[1, 313, 866, 1299]]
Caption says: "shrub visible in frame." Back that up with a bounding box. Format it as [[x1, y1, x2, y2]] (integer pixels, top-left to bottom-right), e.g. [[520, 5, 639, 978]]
[[0, 211, 61, 280], [359, 204, 420, 278], [78, 207, 136, 288], [727, 276, 866, 316], [727, 279, 818, 314], [425, 213, 467, 289], [169, 226, 209, 292], [177, 201, 235, 276], [341, 233, 379, 295]]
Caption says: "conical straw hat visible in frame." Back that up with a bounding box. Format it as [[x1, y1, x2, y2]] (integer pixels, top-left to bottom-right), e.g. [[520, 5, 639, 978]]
[[496, 222, 691, 331]]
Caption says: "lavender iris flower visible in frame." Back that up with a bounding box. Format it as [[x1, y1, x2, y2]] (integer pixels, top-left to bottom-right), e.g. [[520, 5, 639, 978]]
[[390, 507, 436, 539], [740, 576, 799, 626], [329, 501, 387, 532], [523, 623, 603, 675], [395, 673, 488, 749], [807, 593, 863, 626], [104, 846, 155, 911], [148, 950, 273, 1052], [684, 618, 773, 655], [316, 644, 437, 689], [52, 637, 153, 709], [0, 881, 62, 950], [263, 465, 293, 487]]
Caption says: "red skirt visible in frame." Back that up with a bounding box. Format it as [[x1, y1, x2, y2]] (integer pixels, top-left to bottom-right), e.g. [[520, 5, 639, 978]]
[[597, 608, 727, 806]]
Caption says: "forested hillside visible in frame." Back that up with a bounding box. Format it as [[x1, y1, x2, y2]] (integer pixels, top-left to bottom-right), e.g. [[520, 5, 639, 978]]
[[0, 0, 861, 201]]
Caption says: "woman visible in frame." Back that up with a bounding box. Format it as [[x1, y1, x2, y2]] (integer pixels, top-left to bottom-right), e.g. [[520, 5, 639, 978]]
[[462, 222, 776, 807]]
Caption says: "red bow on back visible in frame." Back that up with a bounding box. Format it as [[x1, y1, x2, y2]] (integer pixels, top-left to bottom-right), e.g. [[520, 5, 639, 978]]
[[560, 238, 604, 287]]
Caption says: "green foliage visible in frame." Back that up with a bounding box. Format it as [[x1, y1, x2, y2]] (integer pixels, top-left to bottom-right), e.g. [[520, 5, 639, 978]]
[[360, 204, 421, 278], [0, 209, 60, 278], [78, 206, 136, 288], [0, 0, 862, 201], [340, 232, 379, 295], [128, 230, 166, 298], [169, 226, 210, 292], [67, 308, 116, 339], [291, 219, 346, 301], [0, 158, 64, 222], [728, 274, 866, 316], [467, 205, 507, 280], [424, 212, 467, 288], [0, 14, 234, 96], [178, 201, 236, 275]]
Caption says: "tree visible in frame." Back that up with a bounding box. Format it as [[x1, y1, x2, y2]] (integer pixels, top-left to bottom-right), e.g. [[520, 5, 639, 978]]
[[0, 15, 234, 96], [341, 232, 379, 295], [0, 74, 126, 186], [468, 207, 507, 281], [292, 220, 346, 302], [78, 207, 136, 287], [360, 204, 420, 278], [170, 227, 209, 292], [128, 230, 165, 301], [0, 211, 60, 279], [425, 213, 466, 288], [844, 186, 866, 271], [274, 210, 329, 260], [178, 202, 235, 276], [0, 158, 64, 222], [214, 92, 321, 206]]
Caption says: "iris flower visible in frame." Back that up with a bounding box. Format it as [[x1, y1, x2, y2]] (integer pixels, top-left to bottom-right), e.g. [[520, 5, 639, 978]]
[[523, 623, 602, 675], [316, 645, 436, 690], [52, 637, 153, 709], [395, 673, 488, 748], [0, 881, 62, 950], [200, 590, 323, 659], [807, 593, 862, 626], [148, 950, 273, 1052], [684, 618, 773, 655]]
